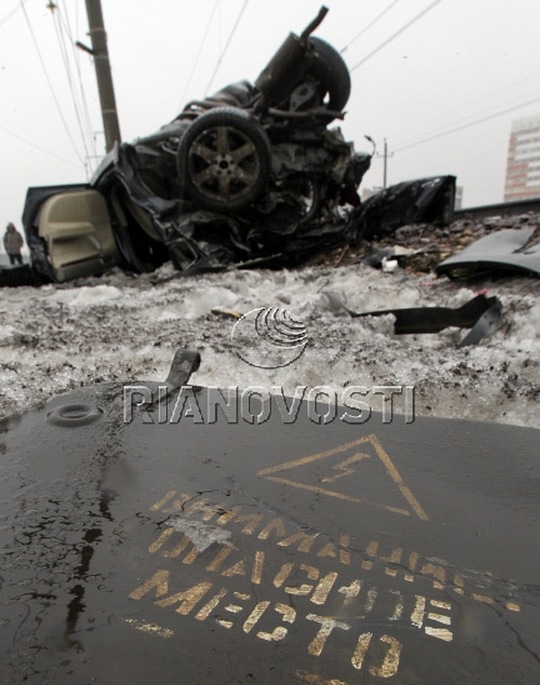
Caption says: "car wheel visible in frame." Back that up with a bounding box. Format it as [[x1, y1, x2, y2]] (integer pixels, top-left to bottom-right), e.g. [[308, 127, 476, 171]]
[[177, 107, 271, 212], [308, 36, 351, 113]]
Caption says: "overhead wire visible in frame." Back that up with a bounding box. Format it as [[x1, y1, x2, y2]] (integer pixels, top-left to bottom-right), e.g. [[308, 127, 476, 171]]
[[349, 0, 446, 73], [0, 124, 82, 167], [0, 0, 29, 28], [338, 1, 540, 160], [58, 0, 98, 166], [455, 70, 540, 115], [18, 0, 85, 167], [393, 95, 540, 153], [204, 0, 250, 96], [180, 0, 221, 107], [72, 0, 102, 161], [393, 83, 540, 151], [60, 1, 97, 138], [340, 0, 402, 54], [49, 3, 93, 173], [402, 72, 540, 148], [337, 0, 540, 164]]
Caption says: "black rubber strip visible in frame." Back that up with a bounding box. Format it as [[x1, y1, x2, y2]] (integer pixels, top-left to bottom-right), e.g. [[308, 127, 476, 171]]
[[329, 293, 502, 343]]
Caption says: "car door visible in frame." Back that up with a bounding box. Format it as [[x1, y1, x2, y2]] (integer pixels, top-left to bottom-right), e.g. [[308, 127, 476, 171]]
[[38, 189, 119, 282]]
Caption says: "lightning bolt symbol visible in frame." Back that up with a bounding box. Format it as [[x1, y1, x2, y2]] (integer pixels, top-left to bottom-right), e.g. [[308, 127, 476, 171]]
[[320, 452, 370, 484]]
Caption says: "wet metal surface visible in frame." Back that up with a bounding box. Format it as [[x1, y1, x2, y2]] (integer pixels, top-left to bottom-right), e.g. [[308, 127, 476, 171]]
[[1, 381, 539, 683]]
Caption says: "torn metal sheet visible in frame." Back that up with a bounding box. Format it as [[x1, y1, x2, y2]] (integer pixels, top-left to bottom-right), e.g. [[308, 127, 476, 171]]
[[1, 350, 539, 683], [326, 292, 502, 345], [436, 226, 540, 278]]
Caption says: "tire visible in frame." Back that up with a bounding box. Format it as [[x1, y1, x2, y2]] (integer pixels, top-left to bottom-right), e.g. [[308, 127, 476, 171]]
[[308, 36, 351, 113], [177, 107, 271, 212]]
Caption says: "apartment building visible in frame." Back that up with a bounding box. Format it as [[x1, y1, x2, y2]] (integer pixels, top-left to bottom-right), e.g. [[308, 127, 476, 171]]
[[504, 115, 540, 201]]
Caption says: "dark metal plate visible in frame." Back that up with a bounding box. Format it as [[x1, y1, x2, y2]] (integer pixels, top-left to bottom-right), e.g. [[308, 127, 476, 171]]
[[1, 381, 539, 684]]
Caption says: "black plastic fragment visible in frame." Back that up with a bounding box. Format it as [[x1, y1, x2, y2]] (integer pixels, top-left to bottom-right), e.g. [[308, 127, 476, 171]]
[[457, 298, 503, 347], [327, 292, 502, 345]]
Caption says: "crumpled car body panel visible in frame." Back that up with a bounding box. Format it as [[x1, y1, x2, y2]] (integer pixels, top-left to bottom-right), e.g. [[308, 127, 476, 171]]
[[353, 176, 456, 241], [436, 227, 540, 278]]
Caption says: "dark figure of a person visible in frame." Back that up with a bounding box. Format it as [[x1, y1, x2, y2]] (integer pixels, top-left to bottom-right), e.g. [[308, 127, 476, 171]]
[[3, 223, 24, 265]]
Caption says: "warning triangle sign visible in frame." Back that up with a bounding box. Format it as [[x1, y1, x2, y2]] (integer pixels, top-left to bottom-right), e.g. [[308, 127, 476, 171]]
[[257, 433, 428, 520]]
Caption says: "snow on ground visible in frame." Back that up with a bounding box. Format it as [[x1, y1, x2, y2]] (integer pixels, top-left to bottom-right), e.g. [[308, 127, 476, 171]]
[[0, 260, 538, 428]]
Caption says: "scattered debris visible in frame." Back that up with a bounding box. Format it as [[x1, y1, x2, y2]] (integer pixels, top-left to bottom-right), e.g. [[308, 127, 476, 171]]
[[362, 246, 415, 268], [210, 307, 242, 319], [325, 291, 502, 347]]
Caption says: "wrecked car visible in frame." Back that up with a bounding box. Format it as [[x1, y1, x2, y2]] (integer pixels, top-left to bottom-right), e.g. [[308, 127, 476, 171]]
[[21, 7, 370, 283], [15, 7, 454, 286]]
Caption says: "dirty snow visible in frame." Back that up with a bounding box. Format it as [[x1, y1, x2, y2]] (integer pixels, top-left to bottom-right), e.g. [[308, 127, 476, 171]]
[[0, 258, 538, 428]]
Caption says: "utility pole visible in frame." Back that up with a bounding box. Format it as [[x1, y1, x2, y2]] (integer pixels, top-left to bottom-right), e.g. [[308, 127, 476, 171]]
[[383, 138, 389, 189], [80, 0, 121, 152], [376, 138, 394, 189]]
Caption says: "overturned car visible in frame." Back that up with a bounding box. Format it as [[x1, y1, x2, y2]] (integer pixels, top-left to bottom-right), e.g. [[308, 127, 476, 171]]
[[19, 8, 454, 284]]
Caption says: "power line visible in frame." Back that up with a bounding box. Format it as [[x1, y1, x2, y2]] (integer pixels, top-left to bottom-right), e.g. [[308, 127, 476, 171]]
[[350, 0, 446, 73], [340, 0, 402, 54], [57, 0, 98, 167], [180, 0, 220, 107], [0, 124, 82, 167], [393, 95, 540, 153], [19, 0, 85, 165], [60, 0, 97, 142], [204, 0, 250, 96], [394, 84, 540, 151], [0, 0, 29, 28], [50, 4, 93, 171], [398, 74, 540, 150]]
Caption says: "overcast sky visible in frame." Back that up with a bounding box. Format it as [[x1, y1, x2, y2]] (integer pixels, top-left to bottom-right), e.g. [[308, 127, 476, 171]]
[[2, 0, 540, 238]]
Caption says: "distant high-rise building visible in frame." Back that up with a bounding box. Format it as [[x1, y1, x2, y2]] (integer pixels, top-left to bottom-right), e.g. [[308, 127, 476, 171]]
[[504, 115, 540, 202], [454, 185, 463, 210]]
